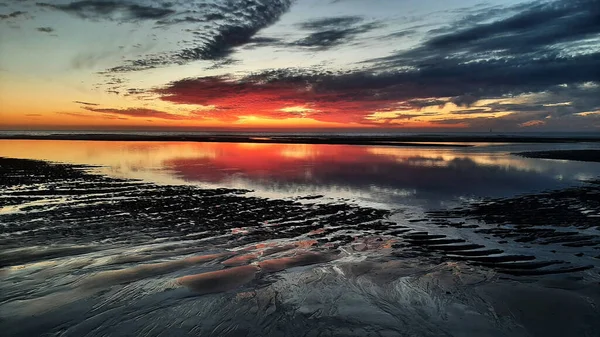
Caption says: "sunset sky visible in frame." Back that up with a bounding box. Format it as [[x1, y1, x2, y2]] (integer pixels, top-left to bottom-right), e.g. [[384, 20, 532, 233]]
[[0, 0, 599, 131]]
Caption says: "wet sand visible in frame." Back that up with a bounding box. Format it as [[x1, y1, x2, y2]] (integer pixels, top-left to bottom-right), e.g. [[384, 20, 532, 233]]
[[2, 155, 597, 274], [1, 156, 600, 337]]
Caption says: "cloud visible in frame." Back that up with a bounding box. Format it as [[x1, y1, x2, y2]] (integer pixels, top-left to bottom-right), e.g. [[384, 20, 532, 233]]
[[292, 23, 380, 49], [55, 0, 599, 130], [57, 111, 128, 120], [153, 71, 460, 125], [152, 53, 600, 128], [0, 10, 25, 19], [155, 15, 207, 25], [243, 36, 284, 50], [344, 0, 600, 128], [425, 0, 600, 56], [519, 120, 546, 128], [83, 107, 193, 120], [366, 47, 600, 105], [74, 100, 99, 106], [451, 108, 493, 115], [36, 26, 53, 33], [292, 16, 381, 49], [101, 0, 292, 73], [243, 15, 386, 51], [371, 0, 600, 70], [153, 0, 600, 117], [297, 16, 364, 31], [36, 1, 175, 21], [172, 0, 292, 61]]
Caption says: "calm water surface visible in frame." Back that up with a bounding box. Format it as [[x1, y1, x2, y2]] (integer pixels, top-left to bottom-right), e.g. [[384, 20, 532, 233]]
[[1, 139, 599, 209]]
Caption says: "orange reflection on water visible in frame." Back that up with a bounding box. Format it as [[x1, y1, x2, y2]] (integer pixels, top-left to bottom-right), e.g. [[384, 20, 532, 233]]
[[0, 139, 552, 184], [1, 138, 592, 206]]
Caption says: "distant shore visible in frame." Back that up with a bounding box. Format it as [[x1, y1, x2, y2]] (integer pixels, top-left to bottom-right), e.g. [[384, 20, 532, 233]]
[[2, 133, 600, 147]]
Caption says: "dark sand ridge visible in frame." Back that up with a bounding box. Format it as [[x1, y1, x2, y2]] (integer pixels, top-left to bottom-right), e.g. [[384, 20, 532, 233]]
[[1, 157, 599, 287], [516, 149, 600, 163], [3, 133, 600, 146], [45, 244, 332, 291]]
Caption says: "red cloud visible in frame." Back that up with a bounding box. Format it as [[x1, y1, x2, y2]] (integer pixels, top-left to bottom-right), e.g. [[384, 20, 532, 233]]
[[155, 76, 400, 124]]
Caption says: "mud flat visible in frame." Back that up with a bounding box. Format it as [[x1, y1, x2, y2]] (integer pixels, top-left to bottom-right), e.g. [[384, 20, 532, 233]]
[[2, 157, 600, 337], [0, 157, 389, 264], [2, 156, 599, 275]]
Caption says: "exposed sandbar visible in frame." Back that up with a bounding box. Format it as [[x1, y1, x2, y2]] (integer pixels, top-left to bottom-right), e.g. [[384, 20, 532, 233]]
[[516, 149, 600, 163]]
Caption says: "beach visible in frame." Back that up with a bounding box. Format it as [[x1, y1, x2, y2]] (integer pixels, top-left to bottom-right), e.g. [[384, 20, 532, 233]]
[[3, 0, 600, 334], [1, 137, 599, 336]]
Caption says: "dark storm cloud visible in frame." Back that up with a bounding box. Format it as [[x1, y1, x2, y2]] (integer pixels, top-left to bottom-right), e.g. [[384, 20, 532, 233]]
[[0, 10, 25, 19], [36, 1, 175, 20], [36, 26, 53, 32]]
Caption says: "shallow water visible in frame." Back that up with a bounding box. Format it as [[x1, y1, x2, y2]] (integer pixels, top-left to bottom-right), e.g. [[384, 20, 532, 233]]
[[1, 140, 600, 337], [1, 140, 600, 208]]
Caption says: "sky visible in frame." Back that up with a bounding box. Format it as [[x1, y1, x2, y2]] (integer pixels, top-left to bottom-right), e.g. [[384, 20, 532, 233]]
[[0, 0, 599, 131]]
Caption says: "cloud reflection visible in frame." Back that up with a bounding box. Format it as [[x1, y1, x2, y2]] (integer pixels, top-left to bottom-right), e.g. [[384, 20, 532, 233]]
[[1, 140, 598, 209]]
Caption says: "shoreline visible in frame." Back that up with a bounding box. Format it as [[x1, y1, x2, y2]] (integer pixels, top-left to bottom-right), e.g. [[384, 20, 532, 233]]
[[2, 133, 600, 146]]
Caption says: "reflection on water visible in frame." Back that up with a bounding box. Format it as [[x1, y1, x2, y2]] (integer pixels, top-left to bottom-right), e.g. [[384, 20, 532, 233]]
[[2, 140, 600, 337], [0, 139, 599, 209]]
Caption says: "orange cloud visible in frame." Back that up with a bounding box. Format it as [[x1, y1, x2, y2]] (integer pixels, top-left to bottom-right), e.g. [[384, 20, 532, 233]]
[[519, 120, 546, 128], [155, 76, 405, 125]]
